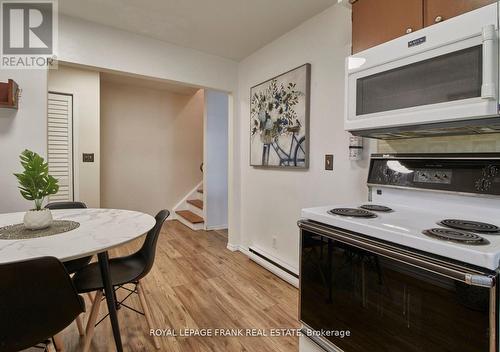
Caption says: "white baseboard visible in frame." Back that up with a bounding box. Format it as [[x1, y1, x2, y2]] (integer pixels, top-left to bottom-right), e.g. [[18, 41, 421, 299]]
[[207, 224, 228, 231], [248, 251, 299, 287], [234, 245, 299, 288], [250, 245, 298, 273], [226, 243, 239, 252]]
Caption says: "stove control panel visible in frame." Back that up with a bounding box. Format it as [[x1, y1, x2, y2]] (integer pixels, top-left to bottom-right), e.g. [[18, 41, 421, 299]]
[[413, 169, 452, 184], [368, 154, 500, 196]]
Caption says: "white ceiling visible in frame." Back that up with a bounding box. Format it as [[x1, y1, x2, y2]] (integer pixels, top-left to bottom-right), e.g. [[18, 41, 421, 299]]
[[59, 0, 338, 61]]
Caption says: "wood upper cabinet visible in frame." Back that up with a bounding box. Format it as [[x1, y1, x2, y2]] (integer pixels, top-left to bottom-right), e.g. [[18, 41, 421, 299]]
[[352, 0, 423, 53], [352, 0, 497, 54], [424, 0, 497, 27]]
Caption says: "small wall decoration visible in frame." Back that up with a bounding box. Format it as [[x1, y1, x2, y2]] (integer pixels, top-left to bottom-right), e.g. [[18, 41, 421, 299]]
[[250, 64, 310, 168]]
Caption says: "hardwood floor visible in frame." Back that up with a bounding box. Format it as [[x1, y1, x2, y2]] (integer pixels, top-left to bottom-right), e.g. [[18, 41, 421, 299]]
[[62, 220, 299, 351]]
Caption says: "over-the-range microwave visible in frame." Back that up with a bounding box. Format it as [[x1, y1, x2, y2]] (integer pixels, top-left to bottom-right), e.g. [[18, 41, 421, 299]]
[[345, 2, 500, 139]]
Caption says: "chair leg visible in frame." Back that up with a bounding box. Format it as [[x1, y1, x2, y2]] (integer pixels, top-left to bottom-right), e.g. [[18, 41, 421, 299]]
[[46, 340, 57, 352], [75, 314, 85, 336], [52, 333, 64, 352], [137, 281, 161, 349], [87, 292, 94, 304], [83, 290, 103, 352]]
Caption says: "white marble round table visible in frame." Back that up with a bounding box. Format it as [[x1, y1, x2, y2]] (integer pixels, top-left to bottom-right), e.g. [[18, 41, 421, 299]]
[[0, 208, 156, 352], [0, 208, 155, 264]]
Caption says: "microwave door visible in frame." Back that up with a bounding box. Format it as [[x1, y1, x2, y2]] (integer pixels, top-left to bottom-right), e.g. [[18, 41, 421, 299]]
[[345, 26, 498, 132]]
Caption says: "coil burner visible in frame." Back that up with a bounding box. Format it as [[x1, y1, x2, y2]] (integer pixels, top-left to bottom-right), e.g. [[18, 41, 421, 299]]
[[360, 204, 393, 212], [439, 219, 500, 234], [422, 228, 489, 245], [328, 208, 377, 218]]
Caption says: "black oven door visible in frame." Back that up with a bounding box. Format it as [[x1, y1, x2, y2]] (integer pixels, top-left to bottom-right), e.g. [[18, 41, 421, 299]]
[[299, 221, 497, 352]]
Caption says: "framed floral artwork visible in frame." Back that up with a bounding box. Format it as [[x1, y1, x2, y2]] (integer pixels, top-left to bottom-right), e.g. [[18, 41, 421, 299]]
[[250, 63, 310, 168]]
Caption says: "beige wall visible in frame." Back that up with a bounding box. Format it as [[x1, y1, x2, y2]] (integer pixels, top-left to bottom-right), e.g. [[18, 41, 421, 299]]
[[378, 134, 500, 153], [235, 5, 370, 270], [100, 82, 204, 215], [48, 65, 101, 207], [0, 69, 48, 213]]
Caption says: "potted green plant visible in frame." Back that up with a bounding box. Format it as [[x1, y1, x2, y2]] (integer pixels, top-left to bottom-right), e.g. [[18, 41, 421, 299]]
[[14, 149, 59, 230]]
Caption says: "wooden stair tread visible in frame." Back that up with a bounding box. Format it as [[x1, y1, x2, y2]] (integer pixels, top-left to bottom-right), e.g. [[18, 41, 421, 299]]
[[187, 199, 203, 209], [176, 210, 204, 224]]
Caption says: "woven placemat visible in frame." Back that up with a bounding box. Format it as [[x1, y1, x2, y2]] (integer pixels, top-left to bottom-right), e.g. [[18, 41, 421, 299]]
[[0, 220, 80, 240]]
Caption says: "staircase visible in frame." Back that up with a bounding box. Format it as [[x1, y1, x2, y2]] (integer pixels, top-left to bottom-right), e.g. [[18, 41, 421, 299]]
[[174, 183, 205, 230]]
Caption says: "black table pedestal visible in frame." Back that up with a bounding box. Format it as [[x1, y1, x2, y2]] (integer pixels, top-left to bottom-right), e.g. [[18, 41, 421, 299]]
[[97, 251, 123, 352]]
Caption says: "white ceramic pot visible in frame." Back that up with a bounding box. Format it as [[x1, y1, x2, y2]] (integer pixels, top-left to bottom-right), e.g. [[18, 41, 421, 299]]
[[23, 208, 53, 230]]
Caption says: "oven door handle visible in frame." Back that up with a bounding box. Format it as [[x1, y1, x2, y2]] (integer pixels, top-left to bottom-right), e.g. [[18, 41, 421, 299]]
[[481, 24, 497, 100], [298, 220, 496, 288]]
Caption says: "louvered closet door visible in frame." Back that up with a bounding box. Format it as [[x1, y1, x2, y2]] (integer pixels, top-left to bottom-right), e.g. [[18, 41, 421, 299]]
[[48, 93, 73, 202]]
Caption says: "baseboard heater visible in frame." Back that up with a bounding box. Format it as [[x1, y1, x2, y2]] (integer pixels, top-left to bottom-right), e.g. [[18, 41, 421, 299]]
[[248, 247, 299, 279]]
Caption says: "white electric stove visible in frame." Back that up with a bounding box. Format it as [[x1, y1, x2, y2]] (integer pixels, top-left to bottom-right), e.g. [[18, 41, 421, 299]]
[[302, 187, 500, 270], [299, 154, 500, 352]]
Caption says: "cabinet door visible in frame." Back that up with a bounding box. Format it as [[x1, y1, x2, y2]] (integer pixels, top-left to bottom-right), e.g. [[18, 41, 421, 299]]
[[352, 0, 423, 54], [424, 0, 496, 27]]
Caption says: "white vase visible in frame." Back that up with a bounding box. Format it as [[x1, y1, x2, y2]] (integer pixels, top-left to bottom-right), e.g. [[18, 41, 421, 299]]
[[24, 208, 53, 230]]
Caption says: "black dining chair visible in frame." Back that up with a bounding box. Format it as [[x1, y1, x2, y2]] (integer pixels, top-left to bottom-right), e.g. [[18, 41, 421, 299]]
[[45, 201, 93, 337], [45, 201, 93, 274], [0, 256, 85, 352], [73, 209, 169, 351]]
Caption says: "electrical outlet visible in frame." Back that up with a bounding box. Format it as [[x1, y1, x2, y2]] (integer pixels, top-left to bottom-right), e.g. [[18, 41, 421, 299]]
[[325, 154, 334, 170], [272, 237, 277, 249]]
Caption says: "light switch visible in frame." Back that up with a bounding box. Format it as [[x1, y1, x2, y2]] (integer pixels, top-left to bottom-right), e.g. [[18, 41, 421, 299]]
[[83, 153, 94, 162], [325, 154, 334, 170]]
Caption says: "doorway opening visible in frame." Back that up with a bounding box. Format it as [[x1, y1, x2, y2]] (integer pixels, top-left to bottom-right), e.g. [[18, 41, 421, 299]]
[[48, 64, 230, 240]]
